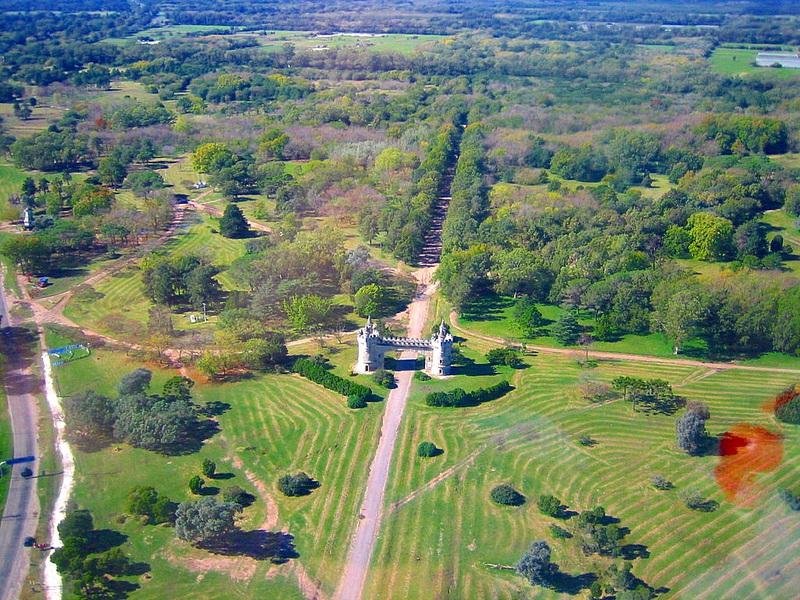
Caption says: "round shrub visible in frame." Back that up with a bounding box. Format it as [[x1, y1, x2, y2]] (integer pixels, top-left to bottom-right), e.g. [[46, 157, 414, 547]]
[[490, 484, 526, 506], [372, 368, 395, 388], [417, 441, 441, 458], [414, 371, 431, 382], [347, 395, 367, 409]]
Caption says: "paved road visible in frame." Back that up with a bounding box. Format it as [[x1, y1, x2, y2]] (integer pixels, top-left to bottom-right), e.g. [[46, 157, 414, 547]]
[[0, 273, 41, 600], [335, 269, 435, 600]]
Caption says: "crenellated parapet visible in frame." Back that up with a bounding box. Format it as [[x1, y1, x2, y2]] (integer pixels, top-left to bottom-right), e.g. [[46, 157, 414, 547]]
[[355, 317, 453, 376]]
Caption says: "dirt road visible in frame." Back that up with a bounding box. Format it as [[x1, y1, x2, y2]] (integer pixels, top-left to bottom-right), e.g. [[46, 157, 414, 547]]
[[334, 268, 435, 600], [449, 311, 800, 375]]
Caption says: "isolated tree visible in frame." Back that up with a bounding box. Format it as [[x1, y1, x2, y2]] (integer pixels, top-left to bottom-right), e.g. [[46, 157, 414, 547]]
[[223, 486, 252, 506], [417, 441, 440, 457], [127, 486, 174, 524], [202, 459, 216, 478], [676, 402, 710, 455], [219, 203, 250, 239], [491, 484, 526, 506], [516, 540, 557, 587], [189, 475, 205, 495], [552, 310, 582, 345], [174, 498, 240, 545], [513, 297, 546, 337], [278, 472, 316, 497], [537, 494, 562, 517]]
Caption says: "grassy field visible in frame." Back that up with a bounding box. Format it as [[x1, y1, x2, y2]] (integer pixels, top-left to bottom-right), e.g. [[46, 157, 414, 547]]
[[709, 48, 800, 78], [0, 387, 10, 512], [108, 26, 444, 54], [63, 211, 247, 340], [367, 348, 800, 599], [48, 328, 387, 598], [232, 30, 445, 55], [0, 162, 28, 206]]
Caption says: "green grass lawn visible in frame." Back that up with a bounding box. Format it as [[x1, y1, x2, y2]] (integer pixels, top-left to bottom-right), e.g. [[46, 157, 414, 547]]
[[368, 350, 800, 599], [49, 328, 388, 598], [709, 48, 800, 79], [63, 211, 247, 341], [0, 387, 10, 511], [0, 162, 28, 205]]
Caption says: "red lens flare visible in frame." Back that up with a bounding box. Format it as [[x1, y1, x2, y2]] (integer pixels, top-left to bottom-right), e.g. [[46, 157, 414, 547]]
[[715, 425, 783, 506]]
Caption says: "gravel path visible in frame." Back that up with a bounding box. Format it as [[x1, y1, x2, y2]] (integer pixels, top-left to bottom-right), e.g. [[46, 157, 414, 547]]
[[334, 268, 435, 600]]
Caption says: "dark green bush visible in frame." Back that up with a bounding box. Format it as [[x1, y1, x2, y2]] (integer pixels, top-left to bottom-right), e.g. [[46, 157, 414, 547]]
[[775, 389, 800, 424], [372, 368, 395, 388], [491, 484, 526, 506], [549, 524, 572, 539], [485, 347, 523, 367], [425, 380, 512, 407], [417, 441, 441, 457], [347, 395, 367, 409], [278, 472, 317, 497], [779, 488, 800, 511], [293, 358, 371, 402], [537, 494, 563, 517]]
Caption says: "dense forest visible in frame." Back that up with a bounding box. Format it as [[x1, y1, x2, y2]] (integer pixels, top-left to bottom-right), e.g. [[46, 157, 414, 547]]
[[1, 0, 799, 365]]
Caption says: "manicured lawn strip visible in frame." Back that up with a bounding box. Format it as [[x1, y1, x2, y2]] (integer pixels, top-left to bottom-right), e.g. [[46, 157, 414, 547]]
[[0, 388, 10, 512], [367, 350, 800, 599]]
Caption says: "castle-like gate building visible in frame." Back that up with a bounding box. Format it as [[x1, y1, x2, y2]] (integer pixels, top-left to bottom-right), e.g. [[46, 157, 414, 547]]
[[355, 317, 453, 376]]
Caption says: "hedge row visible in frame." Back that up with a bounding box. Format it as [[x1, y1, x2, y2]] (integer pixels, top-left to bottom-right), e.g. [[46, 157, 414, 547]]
[[425, 380, 512, 407], [293, 358, 371, 401]]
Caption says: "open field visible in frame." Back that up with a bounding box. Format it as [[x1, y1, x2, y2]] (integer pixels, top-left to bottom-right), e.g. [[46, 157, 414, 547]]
[[47, 327, 388, 598], [0, 162, 28, 206], [367, 349, 800, 599], [108, 26, 445, 55], [63, 211, 247, 340], [709, 48, 800, 78], [229, 30, 445, 55]]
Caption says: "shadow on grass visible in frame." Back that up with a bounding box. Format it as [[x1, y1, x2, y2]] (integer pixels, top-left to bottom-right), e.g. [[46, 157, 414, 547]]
[[621, 543, 651, 559], [198, 486, 220, 496], [106, 579, 140, 598], [211, 472, 235, 480], [158, 417, 221, 456], [461, 294, 514, 322], [86, 529, 127, 554], [201, 401, 231, 416], [203, 530, 299, 563], [548, 571, 597, 595]]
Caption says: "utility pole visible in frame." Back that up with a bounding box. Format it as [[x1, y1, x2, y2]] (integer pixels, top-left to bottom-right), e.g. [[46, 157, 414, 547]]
[[202, 302, 207, 322]]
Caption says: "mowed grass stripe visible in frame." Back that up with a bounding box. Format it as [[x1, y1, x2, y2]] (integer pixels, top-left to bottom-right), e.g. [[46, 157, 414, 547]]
[[366, 350, 800, 599]]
